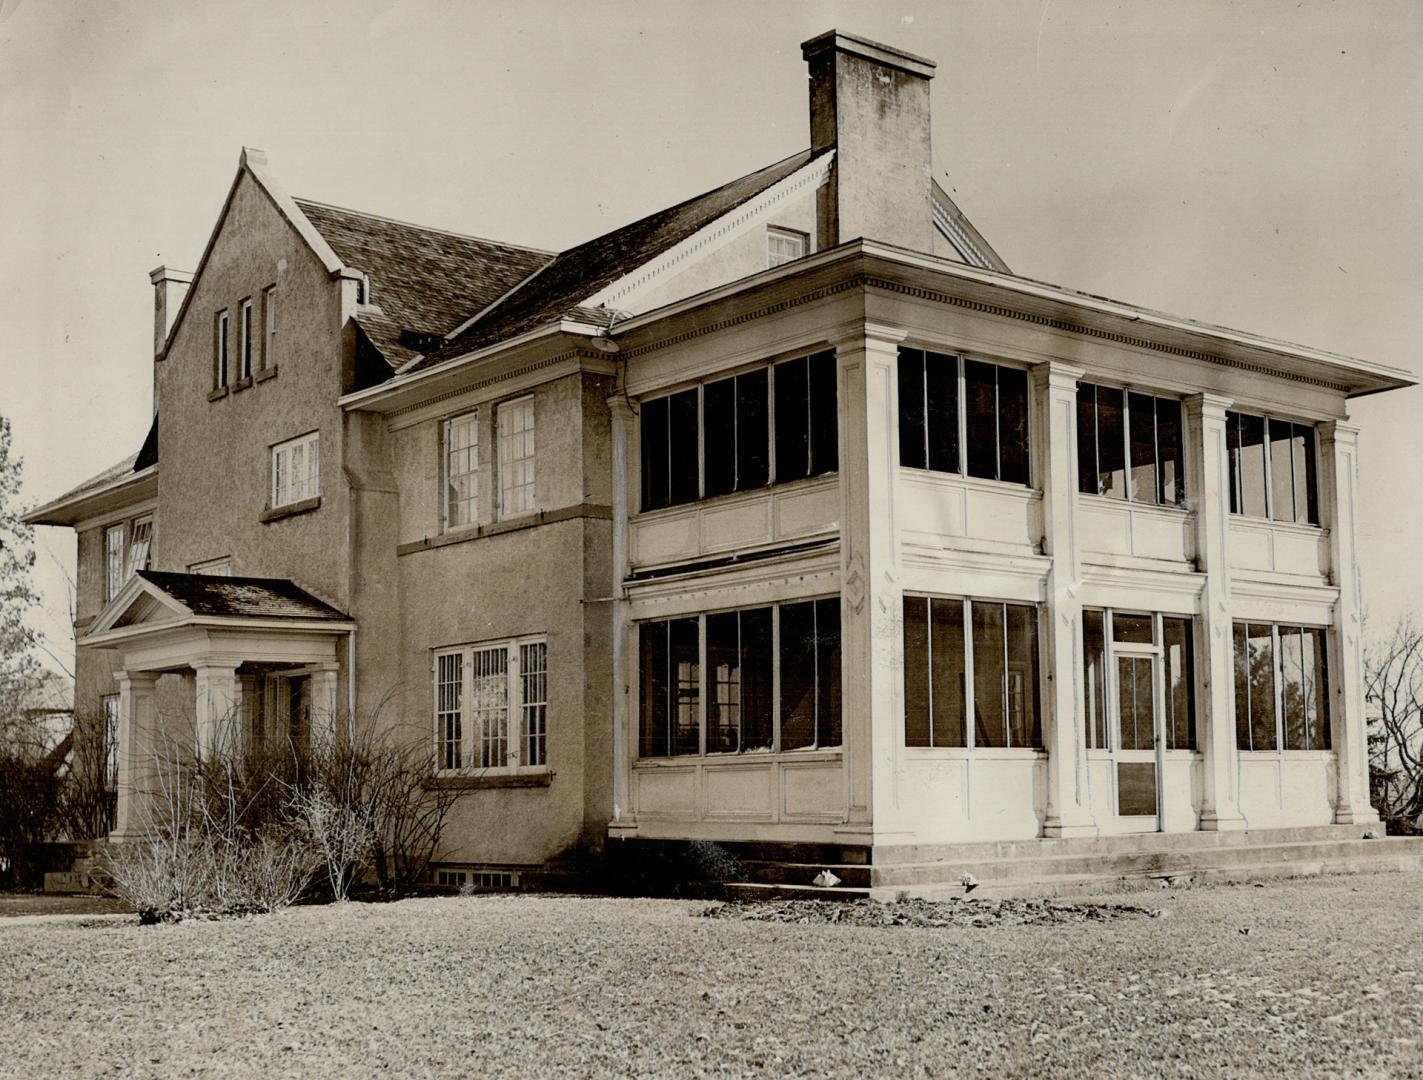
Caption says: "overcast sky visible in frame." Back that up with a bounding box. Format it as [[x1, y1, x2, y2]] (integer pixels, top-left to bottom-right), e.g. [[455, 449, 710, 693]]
[[2, 0, 1420, 670]]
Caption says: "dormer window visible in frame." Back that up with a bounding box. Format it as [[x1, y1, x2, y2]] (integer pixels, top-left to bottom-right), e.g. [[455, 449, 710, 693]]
[[355, 273, 371, 305], [767, 227, 807, 268]]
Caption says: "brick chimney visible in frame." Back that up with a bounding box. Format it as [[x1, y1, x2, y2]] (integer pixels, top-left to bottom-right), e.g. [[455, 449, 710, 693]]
[[802, 30, 936, 252], [149, 265, 193, 358]]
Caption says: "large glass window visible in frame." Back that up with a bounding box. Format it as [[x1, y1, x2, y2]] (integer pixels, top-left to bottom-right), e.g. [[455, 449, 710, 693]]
[[1234, 622, 1329, 751], [434, 636, 549, 772], [1227, 411, 1318, 524], [639, 598, 840, 757], [640, 351, 835, 512], [903, 595, 1040, 749], [1076, 383, 1184, 505], [1082, 610, 1196, 751], [444, 413, 480, 528], [898, 349, 1029, 485], [271, 430, 320, 508], [497, 396, 536, 517]]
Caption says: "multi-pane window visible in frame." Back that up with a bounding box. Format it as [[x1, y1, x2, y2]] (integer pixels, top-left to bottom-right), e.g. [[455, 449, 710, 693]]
[[897, 349, 1029, 485], [105, 523, 126, 601], [497, 397, 536, 517], [1076, 384, 1185, 505], [1226, 411, 1319, 524], [444, 413, 480, 528], [102, 694, 119, 789], [639, 598, 841, 758], [215, 311, 230, 389], [433, 636, 549, 772], [640, 351, 837, 512], [1233, 622, 1330, 751], [767, 226, 807, 267], [271, 431, 320, 508], [262, 285, 277, 368], [188, 557, 232, 576], [903, 595, 1042, 749], [1082, 609, 1196, 751], [124, 517, 152, 579], [239, 298, 254, 379]]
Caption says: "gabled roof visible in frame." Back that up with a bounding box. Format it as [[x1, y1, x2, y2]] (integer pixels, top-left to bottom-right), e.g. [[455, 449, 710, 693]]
[[294, 198, 553, 354], [407, 148, 830, 373], [134, 571, 349, 621]]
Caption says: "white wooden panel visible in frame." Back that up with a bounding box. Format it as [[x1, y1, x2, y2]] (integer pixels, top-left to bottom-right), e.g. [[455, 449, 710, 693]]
[[1079, 501, 1132, 556], [898, 471, 1038, 552], [781, 760, 845, 820], [1273, 528, 1328, 577], [964, 487, 1037, 546], [634, 765, 698, 819], [775, 483, 840, 538], [1228, 522, 1273, 573], [701, 500, 772, 552], [632, 511, 700, 566], [703, 763, 775, 820], [1132, 508, 1193, 563]]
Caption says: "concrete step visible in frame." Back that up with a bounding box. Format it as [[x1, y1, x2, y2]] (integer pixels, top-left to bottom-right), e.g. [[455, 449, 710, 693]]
[[871, 836, 1423, 887], [738, 861, 873, 888], [872, 824, 1366, 866], [723, 881, 871, 902]]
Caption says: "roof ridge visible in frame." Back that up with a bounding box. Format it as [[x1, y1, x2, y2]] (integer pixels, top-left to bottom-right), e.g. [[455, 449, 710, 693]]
[[292, 196, 556, 257]]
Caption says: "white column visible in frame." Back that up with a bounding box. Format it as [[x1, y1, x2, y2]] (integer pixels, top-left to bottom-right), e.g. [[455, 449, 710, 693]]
[[1032, 361, 1097, 838], [109, 671, 160, 842], [608, 396, 636, 831], [192, 661, 241, 758], [308, 663, 341, 747], [835, 324, 905, 841], [1319, 420, 1378, 825], [1186, 393, 1246, 830]]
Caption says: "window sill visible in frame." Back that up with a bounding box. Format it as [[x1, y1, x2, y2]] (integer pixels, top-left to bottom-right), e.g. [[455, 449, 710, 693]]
[[635, 472, 838, 519], [232, 375, 254, 393], [1078, 492, 1189, 516], [897, 468, 1038, 499], [254, 365, 278, 383], [1228, 514, 1324, 534], [634, 747, 844, 766], [426, 769, 552, 791], [902, 746, 1047, 759], [396, 503, 612, 556], [260, 495, 321, 523], [207, 386, 229, 402]]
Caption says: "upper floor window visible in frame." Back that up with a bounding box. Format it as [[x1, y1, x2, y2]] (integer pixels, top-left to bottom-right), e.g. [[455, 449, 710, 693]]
[[271, 431, 320, 509], [189, 556, 232, 576], [497, 396, 536, 517], [640, 350, 837, 512], [434, 635, 548, 772], [897, 349, 1029, 486], [444, 412, 480, 528], [1226, 411, 1319, 525], [262, 285, 277, 369], [1233, 622, 1329, 751], [125, 517, 152, 579], [767, 226, 807, 268], [1076, 383, 1184, 505], [215, 310, 230, 389], [104, 515, 153, 601], [238, 299, 254, 380], [104, 524, 125, 601], [903, 594, 1041, 749]]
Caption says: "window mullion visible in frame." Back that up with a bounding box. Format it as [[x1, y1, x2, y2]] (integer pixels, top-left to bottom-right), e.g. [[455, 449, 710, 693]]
[[956, 355, 968, 479], [1271, 624, 1284, 753], [921, 359, 931, 474], [771, 605, 782, 752], [1262, 417, 1274, 520], [963, 599, 976, 750], [1000, 602, 1010, 747], [1152, 399, 1162, 504], [993, 366, 1003, 482], [698, 614, 708, 756], [925, 598, 936, 748]]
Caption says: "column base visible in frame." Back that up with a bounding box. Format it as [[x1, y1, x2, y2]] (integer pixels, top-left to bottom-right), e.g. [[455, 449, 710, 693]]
[[1041, 816, 1098, 840], [1198, 812, 1248, 832], [1333, 805, 1381, 826]]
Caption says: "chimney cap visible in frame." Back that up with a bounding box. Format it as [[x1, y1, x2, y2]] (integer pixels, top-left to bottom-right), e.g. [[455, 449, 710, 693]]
[[149, 265, 195, 285], [800, 30, 936, 79]]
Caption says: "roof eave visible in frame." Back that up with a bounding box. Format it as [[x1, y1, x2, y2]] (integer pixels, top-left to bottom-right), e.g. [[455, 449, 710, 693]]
[[24, 465, 158, 528]]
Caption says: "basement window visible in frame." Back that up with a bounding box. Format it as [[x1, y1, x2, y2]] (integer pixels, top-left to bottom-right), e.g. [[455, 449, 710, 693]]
[[897, 348, 1029, 486], [1233, 623, 1329, 751]]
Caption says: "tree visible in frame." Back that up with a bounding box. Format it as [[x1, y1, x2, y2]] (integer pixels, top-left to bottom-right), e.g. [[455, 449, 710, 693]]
[[0, 414, 43, 736], [1364, 616, 1423, 830]]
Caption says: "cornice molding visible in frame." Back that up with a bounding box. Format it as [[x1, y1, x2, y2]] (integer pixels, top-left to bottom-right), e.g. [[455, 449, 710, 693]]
[[387, 349, 591, 418]]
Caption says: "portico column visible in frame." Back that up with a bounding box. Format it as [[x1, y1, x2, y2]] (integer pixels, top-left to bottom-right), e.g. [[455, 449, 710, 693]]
[[192, 661, 241, 758], [1186, 394, 1246, 830], [835, 324, 905, 839], [607, 395, 636, 829], [110, 671, 160, 842], [1032, 361, 1096, 838], [1319, 420, 1378, 825], [308, 663, 341, 746]]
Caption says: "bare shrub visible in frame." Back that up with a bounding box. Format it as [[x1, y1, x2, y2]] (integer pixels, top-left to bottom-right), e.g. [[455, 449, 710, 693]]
[[1366, 617, 1423, 831], [292, 787, 374, 902]]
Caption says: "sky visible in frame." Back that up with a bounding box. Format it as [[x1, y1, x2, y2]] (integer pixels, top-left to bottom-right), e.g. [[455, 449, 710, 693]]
[[2, 0, 1421, 672]]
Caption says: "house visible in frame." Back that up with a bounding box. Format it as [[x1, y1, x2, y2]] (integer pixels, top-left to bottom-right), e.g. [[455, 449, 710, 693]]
[[26, 31, 1419, 891]]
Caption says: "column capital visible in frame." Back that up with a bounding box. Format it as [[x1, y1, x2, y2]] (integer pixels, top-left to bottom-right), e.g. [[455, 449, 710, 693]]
[[1184, 392, 1234, 420], [827, 322, 908, 350], [190, 659, 241, 675], [606, 393, 637, 419], [1318, 419, 1359, 446], [1030, 359, 1085, 392], [115, 670, 161, 690]]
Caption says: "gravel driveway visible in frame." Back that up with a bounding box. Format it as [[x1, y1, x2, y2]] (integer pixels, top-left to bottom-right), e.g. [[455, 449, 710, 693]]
[[3, 870, 1421, 1078]]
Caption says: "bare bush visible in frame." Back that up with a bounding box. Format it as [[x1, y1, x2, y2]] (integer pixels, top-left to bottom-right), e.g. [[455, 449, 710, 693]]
[[1366, 616, 1423, 830], [292, 787, 374, 901]]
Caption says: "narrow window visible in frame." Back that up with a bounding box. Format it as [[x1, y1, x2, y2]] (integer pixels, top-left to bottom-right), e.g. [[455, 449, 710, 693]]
[[1004, 603, 1041, 748], [239, 299, 253, 379], [262, 285, 277, 369], [1228, 412, 1269, 517], [104, 524, 125, 601], [1247, 623, 1277, 750], [1094, 385, 1126, 498], [903, 596, 967, 747], [639, 396, 670, 511], [497, 396, 536, 517], [668, 389, 700, 505], [1156, 398, 1184, 505], [766, 226, 807, 267], [520, 641, 548, 767], [703, 369, 769, 498], [124, 517, 152, 580], [445, 412, 480, 528], [271, 431, 320, 508], [1076, 384, 1100, 496], [1082, 609, 1107, 749], [774, 351, 837, 484], [779, 598, 841, 750], [964, 360, 1029, 485], [971, 602, 1007, 747], [102, 694, 120, 789], [897, 348, 960, 473], [436, 652, 463, 770], [1128, 392, 1158, 504], [1162, 616, 1195, 749], [638, 618, 702, 758], [215, 311, 229, 389], [471, 646, 510, 768], [706, 607, 773, 752], [1293, 426, 1320, 526]]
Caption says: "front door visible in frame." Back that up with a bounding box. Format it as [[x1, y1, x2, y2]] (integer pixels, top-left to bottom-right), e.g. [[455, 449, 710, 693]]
[[1112, 648, 1162, 829]]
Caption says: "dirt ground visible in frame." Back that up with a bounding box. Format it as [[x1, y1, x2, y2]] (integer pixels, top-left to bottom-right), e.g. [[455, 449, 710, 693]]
[[0, 894, 130, 918], [3, 871, 1421, 1078]]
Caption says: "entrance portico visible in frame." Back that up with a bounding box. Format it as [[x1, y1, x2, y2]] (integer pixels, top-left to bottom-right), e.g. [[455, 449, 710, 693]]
[[82, 571, 353, 840]]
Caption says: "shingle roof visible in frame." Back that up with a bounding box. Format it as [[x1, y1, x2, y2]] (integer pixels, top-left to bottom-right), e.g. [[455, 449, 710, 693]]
[[293, 199, 553, 359], [137, 571, 350, 621], [406, 148, 828, 373]]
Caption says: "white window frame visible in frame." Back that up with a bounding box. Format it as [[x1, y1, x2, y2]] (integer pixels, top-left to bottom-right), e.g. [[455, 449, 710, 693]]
[[433, 634, 548, 775], [215, 310, 230, 389], [443, 411, 481, 530], [188, 556, 232, 576], [767, 226, 807, 267], [104, 523, 126, 601], [124, 516, 152, 579], [270, 430, 321, 509], [239, 298, 254, 379], [262, 284, 277, 369], [496, 396, 536, 518]]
